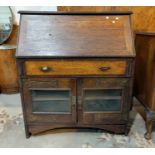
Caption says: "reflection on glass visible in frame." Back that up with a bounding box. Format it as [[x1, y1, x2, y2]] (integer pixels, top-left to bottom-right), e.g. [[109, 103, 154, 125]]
[[0, 6, 13, 44], [33, 100, 70, 113], [32, 90, 69, 100], [85, 89, 122, 98], [31, 90, 70, 113], [84, 99, 121, 112], [84, 89, 122, 112]]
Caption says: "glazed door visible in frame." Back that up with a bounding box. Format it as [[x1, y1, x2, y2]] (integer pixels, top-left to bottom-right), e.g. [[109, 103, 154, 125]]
[[23, 78, 76, 124], [77, 78, 131, 125]]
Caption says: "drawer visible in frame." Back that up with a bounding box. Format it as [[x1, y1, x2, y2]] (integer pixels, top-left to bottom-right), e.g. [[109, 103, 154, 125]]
[[25, 60, 128, 76]]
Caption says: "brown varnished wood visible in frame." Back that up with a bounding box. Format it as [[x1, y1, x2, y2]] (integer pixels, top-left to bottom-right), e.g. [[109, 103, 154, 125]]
[[0, 47, 19, 93], [134, 33, 155, 110], [23, 78, 77, 124], [16, 12, 135, 138], [58, 6, 155, 32], [0, 24, 19, 94], [25, 59, 127, 76], [29, 124, 127, 135], [132, 7, 155, 32], [78, 78, 131, 125], [16, 12, 135, 58], [134, 33, 155, 139], [57, 6, 131, 12]]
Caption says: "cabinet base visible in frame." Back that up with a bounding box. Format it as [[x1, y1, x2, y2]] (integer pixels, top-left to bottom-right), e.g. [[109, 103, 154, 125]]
[[25, 124, 129, 138]]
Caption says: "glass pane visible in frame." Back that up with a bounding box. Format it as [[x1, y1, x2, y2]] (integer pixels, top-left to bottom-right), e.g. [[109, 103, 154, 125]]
[[31, 90, 70, 113], [83, 89, 122, 112], [32, 100, 70, 113], [32, 90, 69, 99], [85, 89, 122, 98], [84, 99, 121, 112]]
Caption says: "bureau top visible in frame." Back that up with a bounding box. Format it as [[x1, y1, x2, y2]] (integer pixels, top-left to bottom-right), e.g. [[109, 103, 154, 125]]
[[16, 11, 135, 58]]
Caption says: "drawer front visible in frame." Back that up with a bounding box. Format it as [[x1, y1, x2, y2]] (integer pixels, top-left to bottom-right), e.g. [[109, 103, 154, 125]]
[[25, 60, 128, 76]]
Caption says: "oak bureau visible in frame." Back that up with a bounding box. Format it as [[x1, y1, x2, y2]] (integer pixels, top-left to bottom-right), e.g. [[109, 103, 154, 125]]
[[16, 11, 135, 138]]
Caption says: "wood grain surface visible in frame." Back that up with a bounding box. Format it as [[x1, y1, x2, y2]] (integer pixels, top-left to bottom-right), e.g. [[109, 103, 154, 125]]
[[134, 34, 155, 110], [17, 11, 135, 138], [16, 13, 135, 58], [25, 59, 127, 76], [58, 6, 155, 32], [134, 33, 155, 139], [0, 47, 19, 93]]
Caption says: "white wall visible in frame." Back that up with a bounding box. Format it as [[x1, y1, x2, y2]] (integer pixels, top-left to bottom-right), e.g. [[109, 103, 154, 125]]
[[10, 6, 57, 25], [0, 7, 12, 24]]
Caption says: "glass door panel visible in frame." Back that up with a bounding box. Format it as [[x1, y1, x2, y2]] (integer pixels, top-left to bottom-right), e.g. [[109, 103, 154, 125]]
[[23, 78, 76, 124], [78, 78, 129, 124], [84, 99, 121, 112], [83, 89, 122, 112], [31, 89, 71, 114]]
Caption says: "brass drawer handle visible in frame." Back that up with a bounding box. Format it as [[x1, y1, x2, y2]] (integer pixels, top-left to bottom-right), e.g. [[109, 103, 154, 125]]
[[39, 66, 52, 72], [99, 66, 111, 71]]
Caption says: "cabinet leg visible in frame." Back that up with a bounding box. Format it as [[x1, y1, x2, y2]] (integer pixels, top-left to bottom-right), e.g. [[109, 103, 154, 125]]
[[25, 127, 31, 138], [124, 123, 130, 136], [25, 131, 31, 138], [124, 130, 128, 136], [25, 132, 31, 138], [144, 119, 153, 140], [144, 110, 153, 140]]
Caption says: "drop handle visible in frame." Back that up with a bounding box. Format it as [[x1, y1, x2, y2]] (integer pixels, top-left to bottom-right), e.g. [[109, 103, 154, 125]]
[[39, 66, 52, 72], [99, 66, 111, 71]]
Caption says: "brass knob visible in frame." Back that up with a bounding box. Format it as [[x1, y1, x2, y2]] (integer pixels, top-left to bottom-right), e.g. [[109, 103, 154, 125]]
[[99, 66, 111, 71], [39, 66, 52, 72]]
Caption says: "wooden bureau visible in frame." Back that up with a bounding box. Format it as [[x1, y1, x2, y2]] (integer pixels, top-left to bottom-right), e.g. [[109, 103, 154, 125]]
[[16, 11, 135, 138]]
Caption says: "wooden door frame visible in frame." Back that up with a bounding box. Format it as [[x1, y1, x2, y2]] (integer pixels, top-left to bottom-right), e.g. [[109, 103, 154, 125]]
[[77, 78, 131, 125], [22, 78, 77, 124]]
